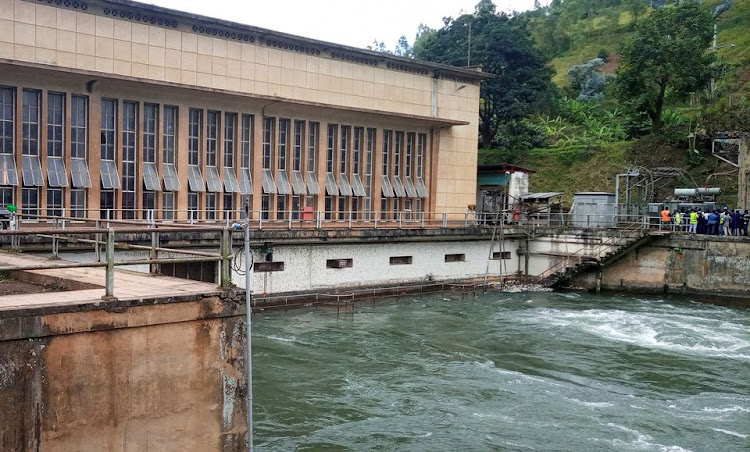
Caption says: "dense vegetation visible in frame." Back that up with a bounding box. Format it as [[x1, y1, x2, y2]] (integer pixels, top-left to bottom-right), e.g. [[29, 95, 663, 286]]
[[382, 0, 750, 204]]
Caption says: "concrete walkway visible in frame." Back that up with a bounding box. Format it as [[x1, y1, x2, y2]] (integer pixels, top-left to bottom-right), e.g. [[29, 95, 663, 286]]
[[0, 252, 223, 312]]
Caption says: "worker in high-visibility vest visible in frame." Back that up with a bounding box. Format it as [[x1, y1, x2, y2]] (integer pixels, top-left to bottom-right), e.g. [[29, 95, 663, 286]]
[[660, 207, 671, 230], [689, 210, 698, 234], [674, 211, 682, 232]]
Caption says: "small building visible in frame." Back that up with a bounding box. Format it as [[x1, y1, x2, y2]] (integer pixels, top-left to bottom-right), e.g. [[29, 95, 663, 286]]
[[476, 163, 535, 221], [570, 192, 616, 228]]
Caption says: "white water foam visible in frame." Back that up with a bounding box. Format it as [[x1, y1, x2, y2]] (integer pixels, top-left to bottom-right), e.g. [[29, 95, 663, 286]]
[[525, 308, 750, 360], [711, 428, 748, 439], [264, 334, 297, 343], [606, 423, 693, 452]]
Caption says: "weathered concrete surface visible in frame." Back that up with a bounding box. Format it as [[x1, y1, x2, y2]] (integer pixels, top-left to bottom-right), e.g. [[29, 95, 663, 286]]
[[0, 294, 248, 452], [575, 235, 750, 298]]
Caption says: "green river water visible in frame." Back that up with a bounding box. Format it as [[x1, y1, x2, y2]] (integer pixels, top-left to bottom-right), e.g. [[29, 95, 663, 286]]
[[253, 291, 750, 451]]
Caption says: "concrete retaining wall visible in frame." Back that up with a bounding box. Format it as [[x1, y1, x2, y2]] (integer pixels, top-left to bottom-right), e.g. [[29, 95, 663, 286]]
[[0, 294, 247, 451]]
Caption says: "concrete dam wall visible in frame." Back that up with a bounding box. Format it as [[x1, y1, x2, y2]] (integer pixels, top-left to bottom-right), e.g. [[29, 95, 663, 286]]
[[0, 293, 248, 451]]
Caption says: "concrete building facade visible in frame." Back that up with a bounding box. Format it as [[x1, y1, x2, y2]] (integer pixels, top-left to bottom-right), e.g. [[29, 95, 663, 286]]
[[0, 0, 483, 222]]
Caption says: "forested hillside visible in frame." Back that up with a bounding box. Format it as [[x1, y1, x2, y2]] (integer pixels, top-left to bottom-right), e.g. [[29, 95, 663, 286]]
[[397, 0, 750, 204]]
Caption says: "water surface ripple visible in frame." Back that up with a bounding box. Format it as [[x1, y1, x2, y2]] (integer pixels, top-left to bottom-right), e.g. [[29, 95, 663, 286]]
[[254, 292, 750, 451]]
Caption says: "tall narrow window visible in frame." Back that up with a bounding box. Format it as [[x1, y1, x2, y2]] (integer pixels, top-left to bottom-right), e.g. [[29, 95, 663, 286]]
[[305, 122, 319, 208], [404, 132, 418, 204], [351, 127, 366, 204], [162, 106, 179, 218], [47, 92, 66, 218], [100, 99, 118, 219], [142, 103, 158, 219], [0, 88, 17, 210], [121, 102, 137, 219], [22, 90, 42, 218], [380, 130, 394, 220], [239, 114, 254, 212], [205, 110, 221, 197], [276, 118, 291, 220], [223, 112, 238, 219], [261, 117, 275, 220], [392, 131, 406, 201], [291, 120, 306, 202], [325, 124, 338, 220], [70, 95, 89, 218], [187, 108, 203, 219], [338, 125, 351, 219], [416, 133, 428, 210], [364, 128, 375, 220]]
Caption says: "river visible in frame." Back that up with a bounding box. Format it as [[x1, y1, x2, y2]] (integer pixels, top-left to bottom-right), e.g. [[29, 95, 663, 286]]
[[253, 291, 750, 451]]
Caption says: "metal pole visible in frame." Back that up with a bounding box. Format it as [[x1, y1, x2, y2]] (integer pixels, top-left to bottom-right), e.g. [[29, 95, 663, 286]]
[[244, 214, 254, 452], [102, 228, 116, 301]]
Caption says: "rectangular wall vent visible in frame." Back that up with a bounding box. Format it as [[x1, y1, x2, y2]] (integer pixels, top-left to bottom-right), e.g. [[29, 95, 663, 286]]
[[444, 253, 465, 262], [491, 251, 512, 260], [326, 259, 353, 269], [254, 262, 285, 272], [389, 256, 413, 265]]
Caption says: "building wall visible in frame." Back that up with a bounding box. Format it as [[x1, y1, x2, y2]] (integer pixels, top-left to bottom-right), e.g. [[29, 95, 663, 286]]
[[0, 295, 247, 451], [0, 0, 481, 221], [234, 239, 520, 294]]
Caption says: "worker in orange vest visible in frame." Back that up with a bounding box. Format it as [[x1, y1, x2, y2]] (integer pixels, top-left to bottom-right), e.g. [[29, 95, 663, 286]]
[[660, 207, 671, 230]]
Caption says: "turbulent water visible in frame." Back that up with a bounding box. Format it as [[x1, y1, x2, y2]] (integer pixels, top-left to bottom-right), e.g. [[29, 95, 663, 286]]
[[253, 292, 750, 451]]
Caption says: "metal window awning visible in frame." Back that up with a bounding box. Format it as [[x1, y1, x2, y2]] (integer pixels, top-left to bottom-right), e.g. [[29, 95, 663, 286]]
[[22, 155, 44, 187], [100, 160, 120, 189], [261, 168, 277, 194], [351, 174, 366, 197], [325, 172, 339, 196], [163, 163, 180, 191], [188, 165, 205, 192], [338, 174, 353, 197], [0, 154, 19, 186], [306, 171, 320, 195], [143, 162, 161, 191], [380, 174, 394, 198], [276, 169, 292, 195], [224, 167, 241, 193], [391, 176, 406, 198], [206, 166, 222, 193], [415, 177, 428, 198], [47, 157, 68, 188], [404, 177, 418, 198], [70, 158, 92, 188], [239, 168, 253, 195], [291, 170, 307, 195]]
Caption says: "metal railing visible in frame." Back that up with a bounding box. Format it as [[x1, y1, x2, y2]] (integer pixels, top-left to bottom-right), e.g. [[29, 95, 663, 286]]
[[0, 226, 231, 300]]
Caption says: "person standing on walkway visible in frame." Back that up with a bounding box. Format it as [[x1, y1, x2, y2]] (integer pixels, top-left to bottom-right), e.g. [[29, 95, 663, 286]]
[[661, 206, 671, 230], [731, 209, 742, 236], [744, 210, 750, 236], [689, 210, 698, 234], [708, 210, 719, 235], [722, 210, 732, 236], [674, 210, 682, 232]]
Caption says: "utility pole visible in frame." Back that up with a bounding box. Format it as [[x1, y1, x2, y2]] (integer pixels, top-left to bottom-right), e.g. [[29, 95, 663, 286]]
[[243, 196, 253, 452]]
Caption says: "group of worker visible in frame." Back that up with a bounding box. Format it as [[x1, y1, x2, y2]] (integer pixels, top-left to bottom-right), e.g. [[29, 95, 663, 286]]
[[660, 207, 750, 236]]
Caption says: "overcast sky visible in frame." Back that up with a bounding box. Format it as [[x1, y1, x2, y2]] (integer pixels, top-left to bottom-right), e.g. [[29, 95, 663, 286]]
[[146, 0, 547, 50]]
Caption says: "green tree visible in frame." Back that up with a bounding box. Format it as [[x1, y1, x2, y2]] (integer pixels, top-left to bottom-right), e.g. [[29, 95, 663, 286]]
[[615, 1, 715, 133], [414, 0, 555, 149]]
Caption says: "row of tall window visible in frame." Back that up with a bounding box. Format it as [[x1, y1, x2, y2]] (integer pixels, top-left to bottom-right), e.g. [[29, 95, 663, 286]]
[[0, 85, 430, 221]]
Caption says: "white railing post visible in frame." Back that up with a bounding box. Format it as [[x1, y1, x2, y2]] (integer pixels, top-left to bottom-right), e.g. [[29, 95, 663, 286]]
[[102, 228, 116, 301]]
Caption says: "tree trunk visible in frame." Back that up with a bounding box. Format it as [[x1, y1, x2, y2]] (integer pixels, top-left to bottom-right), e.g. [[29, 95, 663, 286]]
[[651, 78, 668, 133]]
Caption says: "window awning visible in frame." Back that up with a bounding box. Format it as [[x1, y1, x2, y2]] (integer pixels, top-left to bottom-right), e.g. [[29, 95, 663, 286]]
[[22, 155, 44, 187], [380, 174, 394, 198], [261, 168, 276, 194], [325, 172, 339, 196], [205, 166, 222, 193], [70, 158, 92, 188], [239, 168, 253, 195], [224, 167, 241, 193], [338, 174, 353, 197], [351, 174, 366, 197], [276, 169, 292, 195], [188, 165, 205, 192], [391, 176, 406, 198], [0, 154, 19, 186], [163, 163, 180, 191], [100, 160, 120, 190], [415, 177, 428, 198], [306, 171, 320, 195], [47, 157, 68, 188], [143, 163, 161, 191], [291, 170, 307, 195], [404, 177, 418, 198]]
